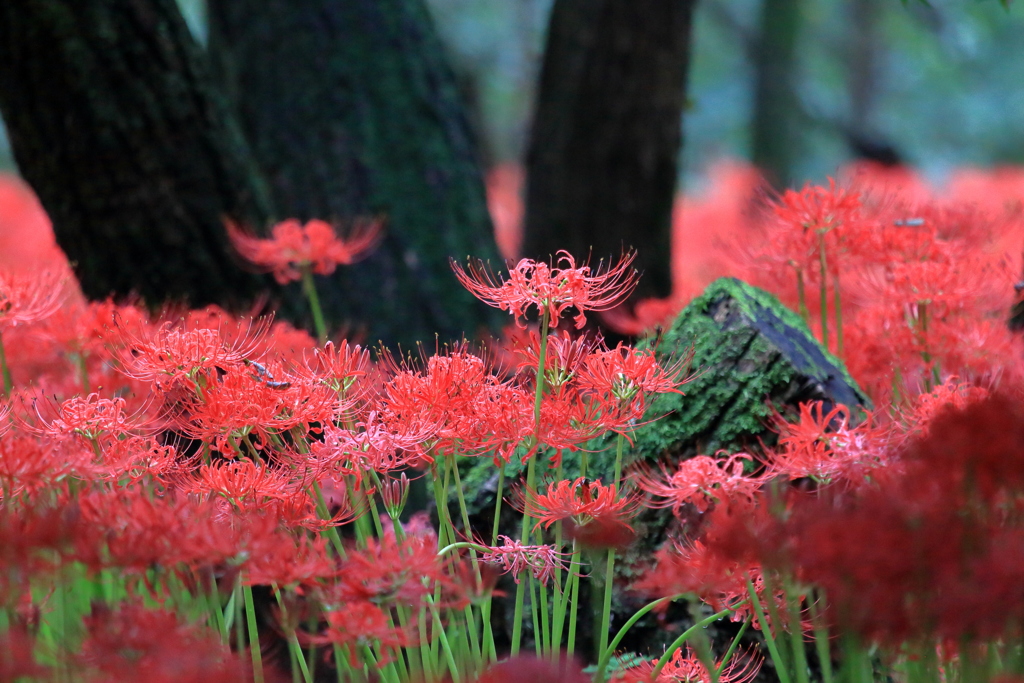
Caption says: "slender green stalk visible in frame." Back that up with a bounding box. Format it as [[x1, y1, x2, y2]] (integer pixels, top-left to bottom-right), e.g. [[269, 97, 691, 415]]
[[243, 581, 266, 683], [301, 266, 328, 344], [746, 576, 792, 683], [783, 579, 810, 683], [512, 310, 551, 655], [832, 272, 843, 358], [806, 589, 834, 683], [450, 455, 485, 668], [597, 434, 628, 658], [714, 617, 752, 682], [0, 331, 12, 396], [565, 544, 582, 660], [795, 267, 811, 325], [818, 234, 829, 350], [593, 594, 679, 683], [273, 587, 313, 683], [650, 608, 734, 681]]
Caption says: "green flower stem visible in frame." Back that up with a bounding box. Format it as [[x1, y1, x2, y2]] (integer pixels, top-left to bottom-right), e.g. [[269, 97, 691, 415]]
[[272, 586, 313, 683], [593, 594, 680, 683], [243, 580, 265, 683], [806, 589, 834, 683], [650, 608, 734, 681], [818, 233, 829, 350], [746, 576, 792, 683], [428, 597, 461, 683], [597, 433, 628, 658], [783, 579, 810, 683], [795, 268, 810, 325], [300, 266, 328, 344], [714, 617, 752, 682], [450, 456, 486, 668], [0, 331, 13, 396], [512, 310, 551, 655], [833, 273, 843, 358]]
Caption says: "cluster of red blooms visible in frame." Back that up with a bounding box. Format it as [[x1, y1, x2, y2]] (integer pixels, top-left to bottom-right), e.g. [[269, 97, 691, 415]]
[[4, 162, 1024, 681], [0, 240, 700, 681]]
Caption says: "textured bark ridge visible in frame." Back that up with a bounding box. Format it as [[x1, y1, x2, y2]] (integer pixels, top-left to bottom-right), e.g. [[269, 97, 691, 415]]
[[458, 277, 870, 659], [207, 0, 503, 348], [523, 0, 699, 302], [0, 0, 272, 308]]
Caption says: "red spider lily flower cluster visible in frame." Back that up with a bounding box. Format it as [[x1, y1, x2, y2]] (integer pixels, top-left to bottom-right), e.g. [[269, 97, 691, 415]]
[[3, 160, 1024, 681], [227, 217, 382, 284], [619, 646, 762, 683], [451, 250, 639, 328]]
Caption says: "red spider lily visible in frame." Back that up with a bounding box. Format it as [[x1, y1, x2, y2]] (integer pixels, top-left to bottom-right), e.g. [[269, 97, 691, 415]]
[[451, 250, 639, 329], [313, 600, 408, 667], [383, 347, 533, 458], [0, 432, 93, 497], [227, 217, 382, 285], [334, 518, 461, 606], [620, 646, 762, 683], [515, 329, 603, 393], [243, 533, 336, 587], [579, 342, 696, 407], [0, 501, 79, 596], [634, 453, 760, 515], [73, 487, 240, 574], [633, 541, 754, 616], [112, 316, 273, 389], [25, 392, 153, 443], [189, 458, 302, 506], [176, 365, 335, 454], [310, 414, 435, 474], [298, 340, 371, 396], [773, 178, 862, 234], [766, 401, 894, 485], [533, 387, 643, 462], [78, 601, 249, 683], [526, 477, 640, 533], [98, 435, 180, 484], [479, 535, 572, 585], [0, 269, 65, 330]]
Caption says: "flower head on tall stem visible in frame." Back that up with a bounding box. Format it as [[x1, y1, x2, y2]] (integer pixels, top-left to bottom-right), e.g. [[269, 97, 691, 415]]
[[451, 250, 639, 328], [227, 218, 382, 285]]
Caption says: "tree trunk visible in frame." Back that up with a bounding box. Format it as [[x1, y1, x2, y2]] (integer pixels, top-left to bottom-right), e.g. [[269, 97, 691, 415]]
[[0, 0, 273, 308], [207, 0, 503, 348], [750, 0, 803, 189], [522, 0, 698, 303]]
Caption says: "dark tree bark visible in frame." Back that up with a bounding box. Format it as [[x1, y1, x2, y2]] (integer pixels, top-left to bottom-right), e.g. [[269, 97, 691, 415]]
[[522, 0, 699, 302], [207, 0, 503, 348], [750, 0, 803, 189], [0, 0, 273, 308]]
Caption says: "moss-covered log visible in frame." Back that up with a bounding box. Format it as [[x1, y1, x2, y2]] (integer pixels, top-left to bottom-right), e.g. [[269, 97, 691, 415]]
[[0, 0, 273, 308], [207, 0, 504, 348]]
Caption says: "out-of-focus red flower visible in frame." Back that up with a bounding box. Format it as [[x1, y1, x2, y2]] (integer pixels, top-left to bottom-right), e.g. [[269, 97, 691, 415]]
[[476, 654, 589, 683], [78, 601, 250, 683], [635, 453, 760, 514], [113, 316, 272, 390], [451, 250, 639, 329], [227, 217, 382, 285], [0, 269, 65, 330]]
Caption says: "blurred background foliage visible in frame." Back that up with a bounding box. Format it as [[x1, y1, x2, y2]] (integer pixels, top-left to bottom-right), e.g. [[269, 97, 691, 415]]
[[2, 0, 1022, 186]]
